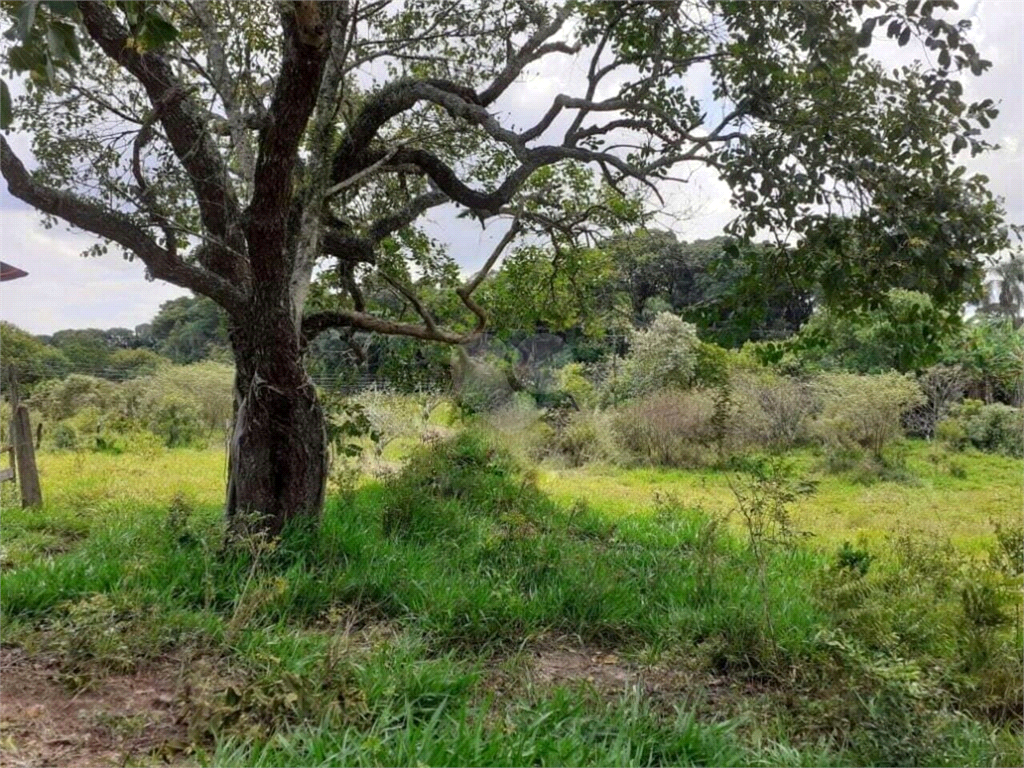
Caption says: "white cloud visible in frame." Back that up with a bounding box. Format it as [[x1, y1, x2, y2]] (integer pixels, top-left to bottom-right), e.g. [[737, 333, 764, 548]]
[[0, 208, 188, 334]]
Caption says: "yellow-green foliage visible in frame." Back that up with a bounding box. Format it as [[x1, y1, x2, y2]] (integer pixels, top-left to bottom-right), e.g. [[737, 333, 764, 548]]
[[814, 372, 924, 457], [553, 409, 620, 467], [128, 361, 235, 434], [27, 362, 234, 450], [539, 443, 1022, 551], [30, 374, 121, 422], [556, 363, 597, 408], [350, 390, 423, 453], [619, 312, 700, 397]]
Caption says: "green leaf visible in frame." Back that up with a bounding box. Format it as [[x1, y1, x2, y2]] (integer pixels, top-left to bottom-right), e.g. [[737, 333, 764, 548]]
[[16, 0, 38, 40], [898, 27, 911, 46], [857, 16, 876, 47], [46, 21, 81, 64], [120, 2, 142, 26], [41, 1, 81, 20], [952, 135, 967, 154], [7, 44, 43, 73], [0, 79, 11, 130], [138, 15, 179, 50], [938, 48, 950, 68]]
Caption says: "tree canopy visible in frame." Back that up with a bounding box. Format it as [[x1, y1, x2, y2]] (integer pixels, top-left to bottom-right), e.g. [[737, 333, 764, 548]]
[[2, 0, 1014, 340]]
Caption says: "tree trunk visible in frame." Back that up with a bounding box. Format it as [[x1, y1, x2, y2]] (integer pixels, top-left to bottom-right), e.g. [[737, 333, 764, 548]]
[[225, 312, 328, 537]]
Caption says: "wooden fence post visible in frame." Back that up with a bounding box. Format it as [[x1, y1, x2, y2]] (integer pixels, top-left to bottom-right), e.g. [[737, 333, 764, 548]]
[[6, 368, 42, 508]]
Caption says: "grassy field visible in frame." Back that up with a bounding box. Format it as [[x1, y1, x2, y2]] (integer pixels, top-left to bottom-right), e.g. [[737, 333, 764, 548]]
[[1, 435, 1021, 766], [7, 439, 1018, 566], [541, 444, 1023, 551]]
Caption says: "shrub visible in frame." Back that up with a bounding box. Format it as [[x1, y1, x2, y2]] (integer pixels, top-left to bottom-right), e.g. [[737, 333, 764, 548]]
[[50, 423, 78, 451], [731, 372, 818, 450], [989, 520, 1024, 578], [379, 431, 554, 539], [847, 446, 919, 486], [963, 404, 1023, 457], [352, 390, 421, 459], [64, 406, 119, 446], [29, 374, 121, 423], [150, 395, 205, 448], [613, 389, 719, 468], [904, 364, 967, 438], [813, 372, 924, 458], [693, 342, 730, 388], [553, 409, 619, 467], [619, 312, 700, 398], [934, 417, 969, 451], [556, 363, 597, 409], [451, 357, 516, 414], [479, 397, 552, 465], [133, 361, 234, 434]]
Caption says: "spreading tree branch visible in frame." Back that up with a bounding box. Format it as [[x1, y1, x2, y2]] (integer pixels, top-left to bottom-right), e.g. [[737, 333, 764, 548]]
[[247, 1, 337, 286], [1, 136, 244, 312], [78, 1, 247, 284]]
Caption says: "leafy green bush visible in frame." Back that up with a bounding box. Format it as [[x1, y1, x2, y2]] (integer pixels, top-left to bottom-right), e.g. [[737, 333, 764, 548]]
[[556, 363, 597, 409], [989, 520, 1024, 578], [30, 374, 122, 423], [935, 416, 969, 451], [963, 404, 1022, 457], [150, 395, 206, 448], [847, 446, 919, 486], [553, 409, 619, 467], [63, 406, 128, 452], [132, 361, 234, 434], [941, 317, 1023, 407], [693, 341, 731, 388], [618, 312, 700, 398], [813, 372, 924, 458], [451, 357, 516, 415], [50, 423, 78, 451]]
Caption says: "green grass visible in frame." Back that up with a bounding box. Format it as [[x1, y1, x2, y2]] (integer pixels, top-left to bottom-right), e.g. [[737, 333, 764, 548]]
[[541, 443, 1023, 550], [1, 435, 1021, 767]]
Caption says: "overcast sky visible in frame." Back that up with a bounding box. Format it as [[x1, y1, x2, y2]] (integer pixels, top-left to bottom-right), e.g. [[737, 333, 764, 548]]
[[1, 0, 1021, 335]]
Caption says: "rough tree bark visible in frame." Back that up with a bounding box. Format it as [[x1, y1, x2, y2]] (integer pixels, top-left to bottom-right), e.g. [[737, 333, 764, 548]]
[[226, 310, 327, 535]]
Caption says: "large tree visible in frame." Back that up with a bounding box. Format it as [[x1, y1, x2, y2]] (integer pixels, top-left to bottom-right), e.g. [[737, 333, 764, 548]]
[[0, 0, 1013, 533]]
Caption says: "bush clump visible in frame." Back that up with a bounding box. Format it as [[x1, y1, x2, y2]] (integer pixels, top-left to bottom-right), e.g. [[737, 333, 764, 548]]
[[963, 404, 1023, 457], [552, 409, 620, 467], [379, 431, 555, 539], [731, 372, 818, 450], [617, 312, 700, 399], [612, 389, 720, 468], [814, 372, 924, 459]]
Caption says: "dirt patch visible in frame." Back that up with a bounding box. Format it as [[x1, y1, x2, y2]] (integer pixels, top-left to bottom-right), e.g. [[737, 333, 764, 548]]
[[476, 637, 760, 720], [531, 647, 641, 690], [0, 646, 193, 768]]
